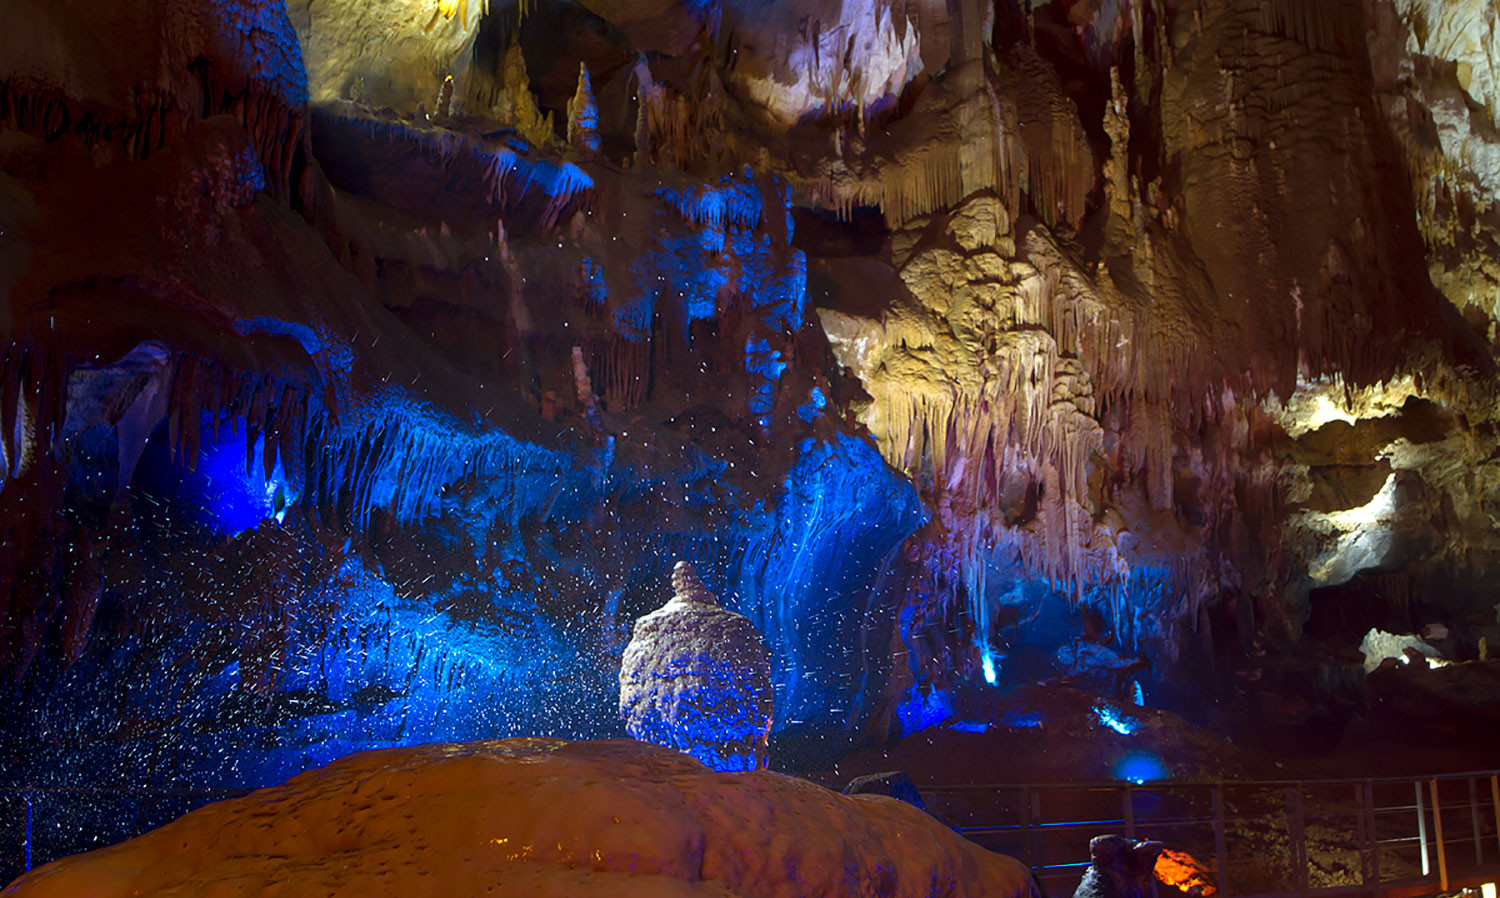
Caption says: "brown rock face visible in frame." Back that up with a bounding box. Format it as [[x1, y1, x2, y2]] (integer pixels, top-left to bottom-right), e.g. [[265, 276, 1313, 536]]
[[1, 738, 1038, 898]]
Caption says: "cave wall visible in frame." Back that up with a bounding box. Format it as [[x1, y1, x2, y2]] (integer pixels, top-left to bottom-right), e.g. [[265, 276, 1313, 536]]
[[2, 0, 1500, 807]]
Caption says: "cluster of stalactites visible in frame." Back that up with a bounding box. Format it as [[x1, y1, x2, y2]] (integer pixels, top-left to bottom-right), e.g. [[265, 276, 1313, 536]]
[[829, 182, 1281, 650], [1, 344, 567, 530], [0, 73, 304, 203], [166, 354, 568, 528], [436, 0, 492, 25], [319, 104, 595, 229], [630, 56, 728, 170]]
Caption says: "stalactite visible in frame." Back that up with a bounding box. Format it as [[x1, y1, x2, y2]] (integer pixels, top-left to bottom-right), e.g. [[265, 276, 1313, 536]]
[[1253, 0, 1353, 53], [656, 174, 764, 231], [586, 336, 650, 411], [0, 65, 305, 202]]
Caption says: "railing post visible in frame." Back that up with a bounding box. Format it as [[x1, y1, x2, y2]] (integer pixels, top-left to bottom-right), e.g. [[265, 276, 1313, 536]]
[[1123, 786, 1135, 840], [22, 792, 33, 872], [1431, 779, 1449, 893], [1029, 787, 1044, 874], [1354, 784, 1368, 884], [1212, 785, 1229, 897], [1365, 780, 1380, 885], [1470, 776, 1484, 866], [1286, 786, 1309, 898], [1491, 775, 1500, 860], [1020, 786, 1034, 868], [1416, 780, 1430, 877]]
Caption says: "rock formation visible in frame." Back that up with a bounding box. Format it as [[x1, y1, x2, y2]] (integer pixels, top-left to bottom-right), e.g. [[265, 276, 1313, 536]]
[[1, 738, 1039, 898], [619, 562, 774, 772], [1074, 836, 1165, 898], [2, 0, 1500, 845]]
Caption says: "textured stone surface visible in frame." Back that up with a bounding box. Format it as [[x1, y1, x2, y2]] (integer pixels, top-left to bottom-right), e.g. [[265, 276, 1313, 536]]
[[2, 738, 1039, 898], [1073, 836, 1164, 898], [619, 563, 774, 772], [6, 0, 1500, 809]]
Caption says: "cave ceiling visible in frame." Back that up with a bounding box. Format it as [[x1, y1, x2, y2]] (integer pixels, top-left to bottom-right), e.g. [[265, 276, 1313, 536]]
[[2, 0, 1499, 787]]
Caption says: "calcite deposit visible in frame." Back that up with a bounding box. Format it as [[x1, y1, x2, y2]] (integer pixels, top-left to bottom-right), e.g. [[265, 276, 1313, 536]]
[[3, 0, 1500, 861], [1, 738, 1039, 898], [619, 562, 774, 772]]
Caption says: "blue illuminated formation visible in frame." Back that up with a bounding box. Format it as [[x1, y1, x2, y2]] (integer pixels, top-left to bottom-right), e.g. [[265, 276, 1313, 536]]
[[999, 711, 1045, 729], [192, 429, 292, 535], [735, 433, 923, 724], [655, 171, 764, 233], [131, 414, 292, 536], [744, 337, 788, 424], [894, 686, 956, 734], [796, 387, 827, 423], [981, 648, 999, 685], [204, 0, 309, 105], [947, 720, 990, 734], [1092, 704, 1138, 735]]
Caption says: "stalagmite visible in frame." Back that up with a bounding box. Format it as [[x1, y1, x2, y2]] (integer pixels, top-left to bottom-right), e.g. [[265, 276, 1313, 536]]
[[498, 45, 553, 149], [619, 562, 774, 772], [566, 63, 600, 156], [570, 346, 604, 439]]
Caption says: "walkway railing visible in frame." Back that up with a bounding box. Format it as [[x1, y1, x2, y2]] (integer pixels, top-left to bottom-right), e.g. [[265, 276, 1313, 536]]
[[924, 770, 1500, 898]]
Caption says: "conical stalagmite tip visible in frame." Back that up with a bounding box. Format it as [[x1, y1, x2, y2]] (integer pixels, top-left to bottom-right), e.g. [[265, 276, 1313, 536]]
[[671, 561, 713, 602]]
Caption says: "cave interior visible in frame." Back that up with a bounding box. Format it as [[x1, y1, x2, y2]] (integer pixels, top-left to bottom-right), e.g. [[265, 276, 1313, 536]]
[[3, 0, 1500, 893]]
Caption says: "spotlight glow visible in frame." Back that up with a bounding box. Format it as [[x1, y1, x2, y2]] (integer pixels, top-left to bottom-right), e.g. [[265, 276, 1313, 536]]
[[1116, 753, 1168, 784]]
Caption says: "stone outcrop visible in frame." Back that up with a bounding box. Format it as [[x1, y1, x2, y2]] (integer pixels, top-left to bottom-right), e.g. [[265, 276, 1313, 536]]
[[1073, 836, 1164, 898], [619, 563, 774, 772], [2, 738, 1039, 898]]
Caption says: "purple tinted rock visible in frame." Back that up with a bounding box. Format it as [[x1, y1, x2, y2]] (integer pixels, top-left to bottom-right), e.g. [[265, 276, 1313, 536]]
[[618, 562, 774, 772], [1074, 836, 1164, 898]]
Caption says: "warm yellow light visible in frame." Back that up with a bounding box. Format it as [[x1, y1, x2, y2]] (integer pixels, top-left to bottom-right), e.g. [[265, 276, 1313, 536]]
[[1480, 882, 1496, 898], [1155, 849, 1216, 897], [438, 0, 458, 18]]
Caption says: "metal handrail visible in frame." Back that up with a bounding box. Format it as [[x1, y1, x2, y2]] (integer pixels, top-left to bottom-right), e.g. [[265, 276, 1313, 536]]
[[920, 769, 1500, 898], [925, 769, 1500, 791]]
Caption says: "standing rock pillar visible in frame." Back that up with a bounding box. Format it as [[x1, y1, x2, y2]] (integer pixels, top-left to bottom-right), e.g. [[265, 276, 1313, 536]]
[[618, 562, 774, 772]]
